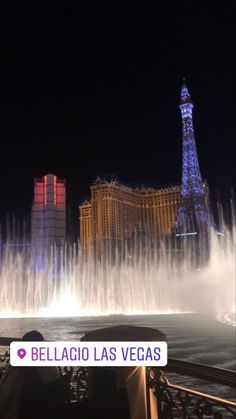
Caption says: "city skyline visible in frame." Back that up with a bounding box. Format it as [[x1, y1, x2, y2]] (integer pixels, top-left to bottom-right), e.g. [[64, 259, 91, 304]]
[[0, 2, 235, 228], [0, 76, 234, 239], [79, 79, 210, 256]]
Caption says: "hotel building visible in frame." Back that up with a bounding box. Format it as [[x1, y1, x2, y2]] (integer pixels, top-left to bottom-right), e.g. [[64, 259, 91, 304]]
[[79, 176, 181, 256], [31, 174, 66, 250]]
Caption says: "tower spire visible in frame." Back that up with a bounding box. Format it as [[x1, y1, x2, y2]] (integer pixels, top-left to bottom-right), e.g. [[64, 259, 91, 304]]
[[180, 77, 193, 107], [175, 80, 210, 234]]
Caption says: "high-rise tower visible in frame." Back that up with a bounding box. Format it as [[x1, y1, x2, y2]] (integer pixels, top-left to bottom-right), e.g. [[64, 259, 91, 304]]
[[31, 174, 66, 251], [175, 79, 210, 234]]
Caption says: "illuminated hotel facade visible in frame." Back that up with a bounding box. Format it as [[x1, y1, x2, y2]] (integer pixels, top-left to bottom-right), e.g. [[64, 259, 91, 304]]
[[31, 174, 66, 250], [79, 176, 181, 256]]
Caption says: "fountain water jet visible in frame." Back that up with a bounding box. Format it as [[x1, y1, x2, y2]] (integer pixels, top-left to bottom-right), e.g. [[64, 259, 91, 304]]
[[0, 211, 235, 320]]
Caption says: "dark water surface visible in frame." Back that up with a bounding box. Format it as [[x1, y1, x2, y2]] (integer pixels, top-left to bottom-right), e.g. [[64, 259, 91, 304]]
[[0, 313, 235, 370]]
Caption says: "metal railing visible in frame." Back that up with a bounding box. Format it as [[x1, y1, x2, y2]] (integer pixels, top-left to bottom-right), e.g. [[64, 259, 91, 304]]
[[1, 344, 236, 418], [147, 360, 236, 418]]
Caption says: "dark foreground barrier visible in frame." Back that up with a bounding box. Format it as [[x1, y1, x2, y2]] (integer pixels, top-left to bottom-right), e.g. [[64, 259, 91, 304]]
[[147, 361, 236, 418], [1, 332, 236, 418]]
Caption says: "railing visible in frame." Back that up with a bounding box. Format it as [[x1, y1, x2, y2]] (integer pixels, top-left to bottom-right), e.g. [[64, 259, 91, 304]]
[[147, 360, 236, 418], [60, 366, 89, 402], [0, 350, 89, 403], [1, 345, 236, 418]]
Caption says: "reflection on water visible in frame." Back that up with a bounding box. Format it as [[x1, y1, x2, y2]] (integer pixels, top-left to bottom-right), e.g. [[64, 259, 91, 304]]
[[0, 314, 235, 370]]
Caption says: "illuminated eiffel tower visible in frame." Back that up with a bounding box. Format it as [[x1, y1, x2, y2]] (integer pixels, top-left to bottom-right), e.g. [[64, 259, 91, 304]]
[[175, 79, 211, 236]]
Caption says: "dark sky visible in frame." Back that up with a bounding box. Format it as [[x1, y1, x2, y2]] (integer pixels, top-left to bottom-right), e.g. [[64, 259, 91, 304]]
[[0, 1, 235, 232]]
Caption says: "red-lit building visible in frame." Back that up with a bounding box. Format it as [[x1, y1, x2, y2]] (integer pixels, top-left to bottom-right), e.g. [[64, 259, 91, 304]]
[[31, 174, 66, 249]]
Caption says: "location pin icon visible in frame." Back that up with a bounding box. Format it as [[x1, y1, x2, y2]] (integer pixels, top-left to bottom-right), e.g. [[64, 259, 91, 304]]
[[17, 348, 26, 359]]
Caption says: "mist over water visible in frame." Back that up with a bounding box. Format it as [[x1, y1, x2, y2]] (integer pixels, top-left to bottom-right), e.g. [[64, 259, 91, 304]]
[[0, 211, 235, 321]]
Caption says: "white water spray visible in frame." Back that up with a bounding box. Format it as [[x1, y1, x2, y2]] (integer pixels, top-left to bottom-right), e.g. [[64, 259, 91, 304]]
[[0, 218, 235, 321]]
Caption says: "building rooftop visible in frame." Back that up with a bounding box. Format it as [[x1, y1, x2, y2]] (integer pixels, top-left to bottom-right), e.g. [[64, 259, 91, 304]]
[[92, 174, 181, 192]]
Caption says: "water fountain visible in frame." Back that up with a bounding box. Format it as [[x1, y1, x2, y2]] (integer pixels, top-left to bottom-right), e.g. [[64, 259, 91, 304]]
[[0, 213, 235, 322]]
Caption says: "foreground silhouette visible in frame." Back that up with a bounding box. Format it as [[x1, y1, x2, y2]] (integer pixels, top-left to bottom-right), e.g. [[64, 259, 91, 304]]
[[0, 330, 130, 419], [0, 330, 70, 418]]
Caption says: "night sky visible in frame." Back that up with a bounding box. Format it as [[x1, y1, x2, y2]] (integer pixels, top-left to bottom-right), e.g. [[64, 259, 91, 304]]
[[0, 1, 235, 234]]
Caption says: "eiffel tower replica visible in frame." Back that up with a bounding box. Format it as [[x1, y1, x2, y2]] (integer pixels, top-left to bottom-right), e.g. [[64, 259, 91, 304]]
[[174, 78, 212, 265]]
